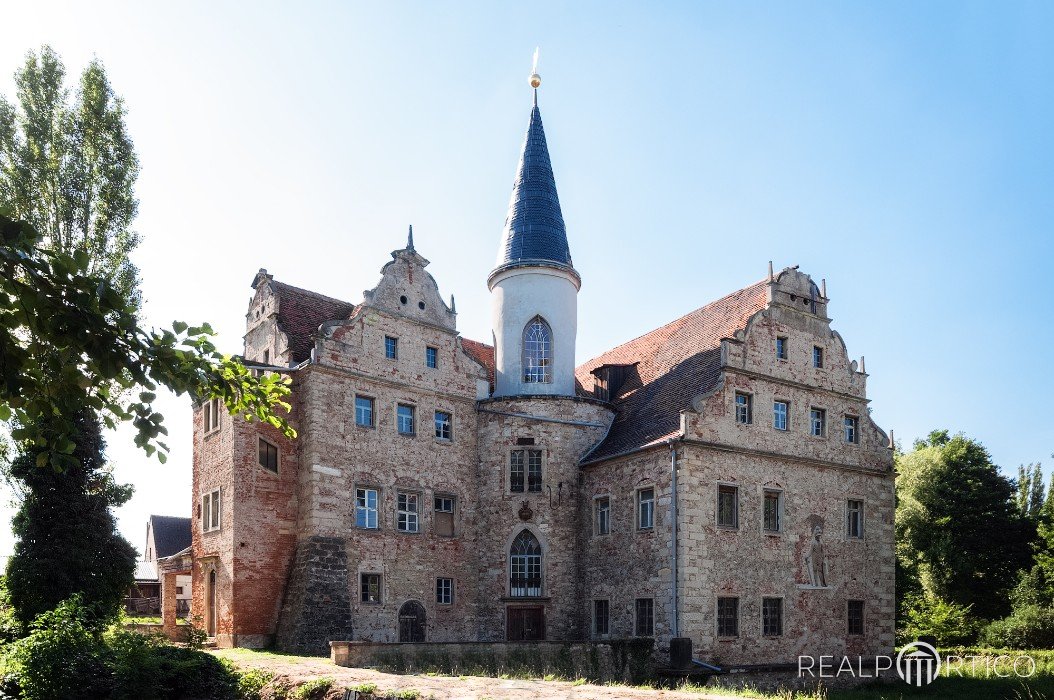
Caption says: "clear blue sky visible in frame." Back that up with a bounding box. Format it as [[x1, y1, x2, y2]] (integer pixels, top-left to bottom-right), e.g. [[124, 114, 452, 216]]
[[3, 1, 1053, 555]]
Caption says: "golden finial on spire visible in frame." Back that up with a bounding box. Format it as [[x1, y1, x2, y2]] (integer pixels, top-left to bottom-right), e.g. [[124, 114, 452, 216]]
[[529, 46, 541, 89]]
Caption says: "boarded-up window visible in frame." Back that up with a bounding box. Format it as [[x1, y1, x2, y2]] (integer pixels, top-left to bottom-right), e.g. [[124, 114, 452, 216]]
[[434, 496, 455, 537]]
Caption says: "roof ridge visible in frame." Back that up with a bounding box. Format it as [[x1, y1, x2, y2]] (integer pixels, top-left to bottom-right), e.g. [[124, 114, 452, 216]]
[[577, 278, 768, 369], [274, 280, 356, 309]]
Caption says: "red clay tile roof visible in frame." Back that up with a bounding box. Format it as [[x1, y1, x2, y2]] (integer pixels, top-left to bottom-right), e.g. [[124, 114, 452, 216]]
[[461, 338, 495, 389], [576, 280, 769, 463], [275, 282, 357, 364]]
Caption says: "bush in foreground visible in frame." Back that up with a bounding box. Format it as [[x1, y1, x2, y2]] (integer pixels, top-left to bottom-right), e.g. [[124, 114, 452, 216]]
[[979, 605, 1054, 649]]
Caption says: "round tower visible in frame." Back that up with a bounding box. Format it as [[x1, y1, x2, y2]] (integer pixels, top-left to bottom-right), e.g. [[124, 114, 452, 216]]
[[488, 80, 580, 398]]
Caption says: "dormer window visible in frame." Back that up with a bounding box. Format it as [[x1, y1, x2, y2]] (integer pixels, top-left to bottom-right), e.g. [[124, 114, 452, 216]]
[[522, 317, 552, 384]]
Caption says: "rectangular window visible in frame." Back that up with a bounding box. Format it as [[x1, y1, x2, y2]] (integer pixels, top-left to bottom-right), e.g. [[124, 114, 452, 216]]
[[436, 577, 454, 605], [397, 404, 415, 435], [510, 450, 542, 493], [717, 597, 739, 637], [717, 485, 738, 528], [201, 489, 221, 532], [847, 499, 864, 539], [813, 346, 824, 368], [638, 488, 655, 530], [355, 396, 374, 427], [776, 336, 788, 360], [735, 392, 752, 425], [434, 410, 452, 440], [434, 496, 455, 537], [355, 488, 379, 529], [595, 497, 610, 536], [203, 398, 220, 433], [262, 349, 270, 365], [397, 492, 419, 533], [593, 599, 610, 638], [773, 401, 789, 431], [848, 600, 865, 635], [763, 489, 781, 533], [635, 598, 654, 637], [426, 346, 438, 369], [762, 597, 783, 636], [844, 415, 859, 444], [258, 438, 278, 473], [384, 335, 398, 359], [810, 408, 826, 437], [361, 573, 381, 604]]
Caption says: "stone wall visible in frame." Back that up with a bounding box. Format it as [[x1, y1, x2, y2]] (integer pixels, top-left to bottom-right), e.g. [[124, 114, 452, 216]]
[[275, 536, 354, 654], [330, 638, 655, 684]]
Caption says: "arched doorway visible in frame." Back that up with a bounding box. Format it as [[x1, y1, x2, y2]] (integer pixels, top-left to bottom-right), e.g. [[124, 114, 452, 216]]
[[206, 569, 217, 637], [398, 600, 426, 642]]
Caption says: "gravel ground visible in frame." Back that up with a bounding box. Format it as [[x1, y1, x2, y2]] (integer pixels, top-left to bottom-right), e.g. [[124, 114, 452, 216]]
[[213, 648, 729, 700]]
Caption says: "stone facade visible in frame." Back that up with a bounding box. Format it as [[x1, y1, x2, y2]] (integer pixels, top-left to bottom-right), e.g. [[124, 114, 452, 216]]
[[188, 88, 894, 665]]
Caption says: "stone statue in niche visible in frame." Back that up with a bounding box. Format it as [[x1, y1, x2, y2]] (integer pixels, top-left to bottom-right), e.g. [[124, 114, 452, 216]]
[[804, 524, 828, 588]]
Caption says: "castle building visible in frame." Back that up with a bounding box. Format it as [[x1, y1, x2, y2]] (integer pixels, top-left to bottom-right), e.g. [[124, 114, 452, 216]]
[[190, 77, 895, 663]]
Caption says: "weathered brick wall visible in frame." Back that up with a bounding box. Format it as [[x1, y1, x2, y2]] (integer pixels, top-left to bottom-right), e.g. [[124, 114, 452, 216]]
[[475, 396, 613, 641], [274, 247, 488, 650]]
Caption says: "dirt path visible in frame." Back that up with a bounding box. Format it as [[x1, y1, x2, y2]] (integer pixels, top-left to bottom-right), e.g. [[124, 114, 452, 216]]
[[214, 649, 728, 700]]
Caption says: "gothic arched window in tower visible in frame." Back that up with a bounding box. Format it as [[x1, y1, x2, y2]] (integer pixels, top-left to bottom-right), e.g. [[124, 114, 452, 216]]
[[522, 316, 553, 384], [510, 529, 543, 597]]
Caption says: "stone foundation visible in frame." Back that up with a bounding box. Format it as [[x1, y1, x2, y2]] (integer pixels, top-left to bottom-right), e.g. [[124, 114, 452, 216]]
[[275, 536, 354, 654]]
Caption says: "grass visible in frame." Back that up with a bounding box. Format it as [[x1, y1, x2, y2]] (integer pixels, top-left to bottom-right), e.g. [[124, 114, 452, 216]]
[[123, 615, 190, 625]]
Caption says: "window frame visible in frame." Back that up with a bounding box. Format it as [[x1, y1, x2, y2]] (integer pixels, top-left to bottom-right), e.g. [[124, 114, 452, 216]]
[[360, 572, 382, 604], [762, 597, 784, 637], [436, 577, 454, 605], [354, 395, 375, 428], [634, 597, 655, 637], [396, 491, 420, 533], [201, 488, 221, 533], [734, 392, 753, 425], [637, 487, 655, 531], [775, 336, 788, 361], [203, 398, 221, 435], [773, 400, 789, 431], [355, 487, 380, 530], [258, 437, 279, 474], [434, 410, 453, 441], [717, 483, 739, 529], [384, 335, 398, 360], [522, 316, 554, 384], [434, 495, 456, 537], [812, 345, 824, 368], [810, 407, 826, 437], [425, 345, 438, 369], [846, 499, 865, 539], [593, 598, 610, 639], [509, 449, 543, 494], [847, 600, 865, 636], [396, 403, 416, 436], [509, 529, 543, 597], [594, 495, 611, 536], [762, 488, 782, 534], [717, 596, 739, 638], [844, 415, 860, 444]]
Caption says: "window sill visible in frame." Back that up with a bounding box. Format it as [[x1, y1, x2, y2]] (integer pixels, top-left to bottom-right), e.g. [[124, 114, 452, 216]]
[[716, 525, 739, 532], [354, 526, 381, 532], [434, 438, 453, 445], [396, 529, 421, 535], [355, 423, 375, 430], [763, 530, 782, 537], [500, 596, 551, 603], [397, 432, 416, 438]]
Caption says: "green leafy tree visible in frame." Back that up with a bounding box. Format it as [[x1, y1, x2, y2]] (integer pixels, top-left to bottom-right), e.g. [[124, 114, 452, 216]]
[[6, 409, 137, 627], [1017, 462, 1046, 520], [899, 591, 980, 646], [896, 430, 1033, 622], [0, 46, 140, 309]]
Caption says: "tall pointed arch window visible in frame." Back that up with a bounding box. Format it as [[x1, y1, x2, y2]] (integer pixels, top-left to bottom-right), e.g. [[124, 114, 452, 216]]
[[522, 317, 553, 384], [510, 530, 542, 597]]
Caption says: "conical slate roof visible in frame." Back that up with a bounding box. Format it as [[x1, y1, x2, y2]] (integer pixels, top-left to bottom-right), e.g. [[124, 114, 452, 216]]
[[491, 97, 576, 280]]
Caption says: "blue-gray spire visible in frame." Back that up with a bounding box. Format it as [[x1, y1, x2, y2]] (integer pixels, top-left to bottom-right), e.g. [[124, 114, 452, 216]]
[[490, 98, 576, 281]]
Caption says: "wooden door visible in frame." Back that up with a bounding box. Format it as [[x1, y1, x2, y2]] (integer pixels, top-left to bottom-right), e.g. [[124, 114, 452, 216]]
[[398, 600, 426, 642], [507, 606, 545, 641]]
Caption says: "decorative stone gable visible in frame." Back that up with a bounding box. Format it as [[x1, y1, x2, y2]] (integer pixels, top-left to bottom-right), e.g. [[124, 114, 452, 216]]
[[362, 240, 456, 332]]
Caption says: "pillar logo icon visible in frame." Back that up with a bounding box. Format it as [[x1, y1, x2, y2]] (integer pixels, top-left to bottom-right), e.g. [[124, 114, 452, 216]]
[[897, 641, 941, 686]]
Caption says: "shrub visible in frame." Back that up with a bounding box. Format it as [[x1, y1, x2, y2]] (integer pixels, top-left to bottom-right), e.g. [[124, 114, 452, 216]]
[[106, 628, 239, 699], [238, 668, 276, 700], [899, 592, 980, 646], [979, 605, 1054, 649], [6, 595, 111, 700], [292, 677, 333, 700]]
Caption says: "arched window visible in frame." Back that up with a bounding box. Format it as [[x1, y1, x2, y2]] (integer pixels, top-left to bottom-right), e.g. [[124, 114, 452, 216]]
[[522, 317, 553, 384], [510, 530, 542, 597]]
